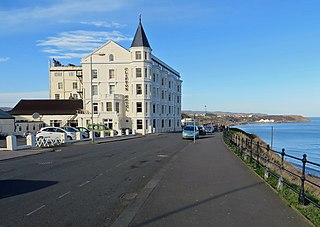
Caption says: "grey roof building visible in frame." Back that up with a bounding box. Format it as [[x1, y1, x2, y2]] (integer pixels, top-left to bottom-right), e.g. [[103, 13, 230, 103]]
[[0, 109, 14, 119], [131, 19, 151, 48]]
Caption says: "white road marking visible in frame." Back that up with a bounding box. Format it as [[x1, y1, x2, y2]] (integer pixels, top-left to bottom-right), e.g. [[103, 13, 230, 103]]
[[58, 191, 71, 199], [79, 181, 90, 187], [116, 163, 122, 167], [26, 205, 46, 216], [131, 157, 137, 160]]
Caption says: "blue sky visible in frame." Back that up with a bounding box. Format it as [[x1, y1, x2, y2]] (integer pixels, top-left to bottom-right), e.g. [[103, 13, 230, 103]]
[[1, 0, 320, 116]]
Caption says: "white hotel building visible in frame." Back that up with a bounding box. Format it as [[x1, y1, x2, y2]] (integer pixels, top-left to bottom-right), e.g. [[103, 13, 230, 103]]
[[49, 21, 182, 134]]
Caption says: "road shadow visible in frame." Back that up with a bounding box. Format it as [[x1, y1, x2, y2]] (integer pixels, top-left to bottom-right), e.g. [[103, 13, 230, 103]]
[[0, 179, 58, 199], [130, 182, 264, 227]]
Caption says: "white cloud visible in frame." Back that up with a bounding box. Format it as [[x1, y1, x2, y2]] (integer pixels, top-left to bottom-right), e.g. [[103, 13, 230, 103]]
[[0, 57, 10, 63], [80, 21, 126, 28], [37, 30, 133, 59], [0, 0, 128, 30], [0, 91, 49, 107]]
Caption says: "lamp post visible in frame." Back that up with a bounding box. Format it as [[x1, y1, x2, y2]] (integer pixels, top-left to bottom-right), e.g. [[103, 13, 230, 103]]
[[90, 53, 105, 143]]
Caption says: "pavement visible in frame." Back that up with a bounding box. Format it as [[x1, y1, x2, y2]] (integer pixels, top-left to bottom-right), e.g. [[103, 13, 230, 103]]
[[114, 133, 312, 227]]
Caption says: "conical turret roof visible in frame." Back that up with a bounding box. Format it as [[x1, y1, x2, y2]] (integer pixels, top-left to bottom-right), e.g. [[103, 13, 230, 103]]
[[131, 19, 151, 48]]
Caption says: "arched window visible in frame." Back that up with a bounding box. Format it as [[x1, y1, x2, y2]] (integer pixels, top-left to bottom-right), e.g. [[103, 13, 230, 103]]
[[109, 54, 114, 61]]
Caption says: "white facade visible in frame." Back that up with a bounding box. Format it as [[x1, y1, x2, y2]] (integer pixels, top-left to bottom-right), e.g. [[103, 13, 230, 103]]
[[49, 65, 83, 100], [49, 22, 182, 134]]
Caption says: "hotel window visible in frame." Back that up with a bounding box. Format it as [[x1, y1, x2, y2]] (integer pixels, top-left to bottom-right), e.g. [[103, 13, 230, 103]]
[[92, 85, 98, 95], [54, 72, 62, 77], [162, 119, 164, 128], [58, 82, 63, 89], [153, 104, 156, 113], [169, 120, 171, 127], [145, 102, 148, 114], [136, 68, 142, 78], [69, 72, 74, 77], [136, 84, 142, 95], [109, 85, 115, 94], [161, 90, 164, 99], [92, 69, 98, 79], [177, 85, 180, 92], [136, 102, 142, 113], [145, 84, 148, 95], [115, 102, 120, 113], [145, 68, 148, 78], [106, 102, 112, 111], [55, 94, 60, 99], [169, 106, 171, 114], [93, 103, 98, 114], [168, 93, 171, 101], [153, 119, 156, 128], [169, 81, 171, 88], [73, 82, 77, 89], [153, 73, 156, 82], [137, 119, 143, 129], [161, 78, 164, 86], [109, 54, 114, 61], [135, 51, 142, 60], [109, 69, 115, 79]]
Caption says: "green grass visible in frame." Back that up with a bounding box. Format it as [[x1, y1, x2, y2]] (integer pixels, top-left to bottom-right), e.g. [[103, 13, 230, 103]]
[[223, 134, 320, 226]]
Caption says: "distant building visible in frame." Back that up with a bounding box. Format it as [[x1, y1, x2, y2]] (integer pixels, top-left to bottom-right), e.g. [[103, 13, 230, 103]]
[[0, 109, 15, 136], [49, 20, 182, 133]]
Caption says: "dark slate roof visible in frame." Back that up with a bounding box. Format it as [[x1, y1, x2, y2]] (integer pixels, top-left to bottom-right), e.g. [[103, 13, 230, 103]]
[[131, 21, 151, 48], [0, 109, 14, 119], [9, 100, 83, 115]]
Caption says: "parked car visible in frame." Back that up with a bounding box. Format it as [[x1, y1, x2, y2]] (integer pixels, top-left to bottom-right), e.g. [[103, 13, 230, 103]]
[[87, 124, 118, 136], [36, 127, 76, 141], [182, 126, 199, 139], [61, 126, 83, 138], [76, 126, 99, 138], [197, 126, 206, 136], [205, 126, 215, 133]]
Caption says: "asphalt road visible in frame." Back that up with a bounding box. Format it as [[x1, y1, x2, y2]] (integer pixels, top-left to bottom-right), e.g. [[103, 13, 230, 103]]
[[0, 133, 190, 227]]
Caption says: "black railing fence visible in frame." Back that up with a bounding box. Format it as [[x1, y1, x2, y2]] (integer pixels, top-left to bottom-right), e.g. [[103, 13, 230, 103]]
[[223, 129, 320, 209]]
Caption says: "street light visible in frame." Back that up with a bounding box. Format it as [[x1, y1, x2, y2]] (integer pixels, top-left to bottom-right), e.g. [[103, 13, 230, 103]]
[[90, 53, 105, 143]]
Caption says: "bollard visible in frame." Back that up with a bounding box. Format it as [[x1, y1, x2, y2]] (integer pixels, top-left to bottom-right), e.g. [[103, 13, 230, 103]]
[[61, 133, 67, 143], [132, 129, 136, 135], [299, 154, 307, 205], [110, 130, 114, 137], [100, 131, 106, 138], [89, 131, 94, 140], [6, 135, 17, 151], [277, 148, 285, 191], [76, 132, 82, 140], [126, 129, 130, 135], [27, 134, 36, 147]]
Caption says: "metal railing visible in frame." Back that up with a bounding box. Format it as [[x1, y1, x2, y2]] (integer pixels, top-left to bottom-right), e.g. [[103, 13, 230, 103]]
[[224, 129, 320, 209]]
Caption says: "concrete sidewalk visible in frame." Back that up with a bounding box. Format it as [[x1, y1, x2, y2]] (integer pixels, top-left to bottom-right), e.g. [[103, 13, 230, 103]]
[[124, 133, 312, 227]]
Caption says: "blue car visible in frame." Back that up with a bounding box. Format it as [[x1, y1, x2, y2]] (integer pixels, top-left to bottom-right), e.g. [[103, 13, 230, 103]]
[[182, 126, 199, 139]]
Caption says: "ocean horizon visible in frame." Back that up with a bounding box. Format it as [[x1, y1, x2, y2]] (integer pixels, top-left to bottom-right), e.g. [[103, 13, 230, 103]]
[[233, 117, 320, 176]]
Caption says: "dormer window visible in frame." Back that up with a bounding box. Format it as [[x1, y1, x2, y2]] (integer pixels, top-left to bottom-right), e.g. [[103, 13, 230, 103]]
[[135, 51, 142, 60], [109, 54, 114, 61]]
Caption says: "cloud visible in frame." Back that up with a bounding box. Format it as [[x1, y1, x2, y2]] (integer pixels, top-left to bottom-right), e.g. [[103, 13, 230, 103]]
[[0, 0, 128, 30], [0, 57, 10, 63], [80, 21, 126, 28], [37, 30, 133, 59], [0, 91, 49, 107]]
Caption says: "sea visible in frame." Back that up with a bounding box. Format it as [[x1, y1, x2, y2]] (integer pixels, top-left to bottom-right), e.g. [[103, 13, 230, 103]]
[[233, 117, 320, 176]]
